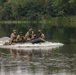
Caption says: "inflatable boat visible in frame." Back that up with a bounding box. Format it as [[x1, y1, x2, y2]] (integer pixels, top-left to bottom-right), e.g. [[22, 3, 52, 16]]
[[3, 37, 45, 45], [0, 37, 64, 50], [29, 38, 45, 44]]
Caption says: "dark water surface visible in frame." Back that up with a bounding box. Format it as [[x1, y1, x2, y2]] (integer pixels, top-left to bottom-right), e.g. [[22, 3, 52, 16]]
[[0, 44, 76, 75]]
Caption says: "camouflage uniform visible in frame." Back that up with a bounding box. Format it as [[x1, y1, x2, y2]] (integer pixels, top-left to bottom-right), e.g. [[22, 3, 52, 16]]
[[10, 33, 17, 44], [37, 30, 45, 39], [25, 29, 34, 41], [16, 35, 25, 43], [9, 30, 17, 44], [25, 32, 32, 41]]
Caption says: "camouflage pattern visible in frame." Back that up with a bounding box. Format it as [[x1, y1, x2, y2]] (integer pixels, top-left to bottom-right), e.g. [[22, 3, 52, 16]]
[[10, 33, 17, 44], [25, 31, 33, 41], [16, 35, 25, 43]]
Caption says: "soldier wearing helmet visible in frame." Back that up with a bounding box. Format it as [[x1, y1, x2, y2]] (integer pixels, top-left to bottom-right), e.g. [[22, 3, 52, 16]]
[[37, 29, 45, 39], [25, 28, 34, 41], [9, 30, 17, 44], [16, 31, 25, 43]]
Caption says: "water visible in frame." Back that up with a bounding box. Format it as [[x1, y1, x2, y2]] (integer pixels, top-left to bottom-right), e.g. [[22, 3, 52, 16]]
[[0, 44, 76, 75]]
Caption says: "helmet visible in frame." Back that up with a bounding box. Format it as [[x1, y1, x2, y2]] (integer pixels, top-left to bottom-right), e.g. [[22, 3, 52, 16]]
[[13, 30, 16, 32], [29, 28, 33, 32], [38, 29, 42, 32], [19, 31, 23, 34]]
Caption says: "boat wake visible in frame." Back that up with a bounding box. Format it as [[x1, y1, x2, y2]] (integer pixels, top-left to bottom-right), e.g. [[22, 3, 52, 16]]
[[0, 37, 64, 50]]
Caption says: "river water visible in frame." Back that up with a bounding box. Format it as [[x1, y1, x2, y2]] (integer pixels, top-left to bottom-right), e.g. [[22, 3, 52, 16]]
[[0, 44, 76, 75]]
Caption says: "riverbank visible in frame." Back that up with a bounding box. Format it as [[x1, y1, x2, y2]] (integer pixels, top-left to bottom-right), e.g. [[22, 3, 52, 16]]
[[0, 16, 76, 27]]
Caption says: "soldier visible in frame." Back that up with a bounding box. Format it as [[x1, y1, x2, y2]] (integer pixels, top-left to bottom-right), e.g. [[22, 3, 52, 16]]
[[9, 30, 17, 44], [16, 31, 25, 43], [37, 29, 45, 39], [25, 28, 34, 41]]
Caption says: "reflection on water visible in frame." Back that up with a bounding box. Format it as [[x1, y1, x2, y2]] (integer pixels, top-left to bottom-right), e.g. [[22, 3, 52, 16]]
[[0, 44, 76, 75]]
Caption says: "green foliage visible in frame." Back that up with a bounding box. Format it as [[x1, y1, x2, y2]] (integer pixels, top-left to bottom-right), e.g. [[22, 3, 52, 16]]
[[0, 0, 76, 20], [0, 0, 7, 5], [0, 3, 12, 20], [70, 0, 76, 15]]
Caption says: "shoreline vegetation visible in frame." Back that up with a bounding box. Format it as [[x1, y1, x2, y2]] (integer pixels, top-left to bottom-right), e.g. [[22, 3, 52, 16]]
[[0, 16, 76, 27], [0, 0, 76, 21]]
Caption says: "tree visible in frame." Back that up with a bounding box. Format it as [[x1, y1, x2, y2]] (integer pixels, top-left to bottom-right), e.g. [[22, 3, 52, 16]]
[[0, 0, 7, 5], [52, 0, 70, 16], [70, 0, 76, 15], [0, 3, 12, 20]]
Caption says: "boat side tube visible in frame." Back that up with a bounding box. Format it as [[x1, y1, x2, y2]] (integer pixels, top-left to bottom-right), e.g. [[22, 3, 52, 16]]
[[29, 38, 45, 44]]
